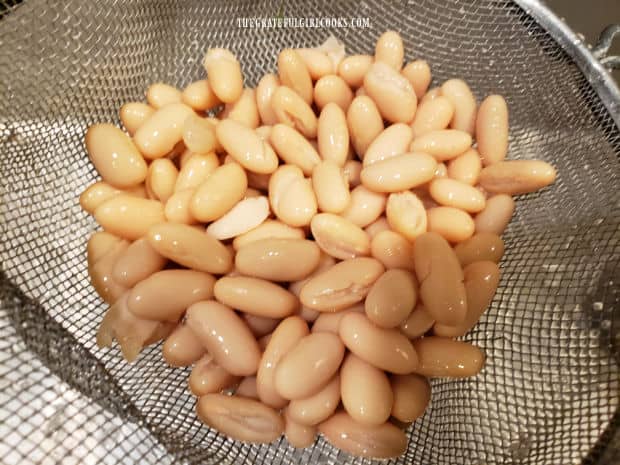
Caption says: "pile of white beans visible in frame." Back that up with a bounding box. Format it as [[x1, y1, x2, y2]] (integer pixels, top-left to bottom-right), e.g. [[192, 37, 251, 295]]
[[81, 31, 557, 458]]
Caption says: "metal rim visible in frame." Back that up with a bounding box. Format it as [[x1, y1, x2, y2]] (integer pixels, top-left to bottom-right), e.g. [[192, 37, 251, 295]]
[[514, 0, 620, 128]]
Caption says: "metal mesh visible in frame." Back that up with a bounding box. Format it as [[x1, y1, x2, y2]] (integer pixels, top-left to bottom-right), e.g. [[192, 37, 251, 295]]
[[0, 0, 618, 463]]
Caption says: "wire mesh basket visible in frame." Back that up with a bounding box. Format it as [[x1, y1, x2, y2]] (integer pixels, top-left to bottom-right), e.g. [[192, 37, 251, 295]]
[[0, 0, 618, 464]]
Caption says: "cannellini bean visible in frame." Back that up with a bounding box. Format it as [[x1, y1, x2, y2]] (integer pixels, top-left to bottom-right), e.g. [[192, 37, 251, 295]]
[[220, 88, 260, 129], [205, 196, 270, 240], [274, 332, 344, 399], [186, 300, 261, 376], [454, 233, 504, 266], [447, 148, 482, 185], [341, 185, 386, 228], [361, 152, 437, 192], [268, 165, 317, 227], [391, 374, 431, 422], [87, 233, 129, 304], [310, 213, 370, 260], [410, 129, 472, 161], [420, 86, 442, 104], [214, 276, 299, 318], [289, 254, 337, 323], [96, 292, 165, 362], [311, 303, 365, 334], [95, 195, 165, 240], [79, 182, 143, 214], [400, 304, 435, 339], [402, 60, 432, 99], [341, 353, 393, 426], [203, 48, 244, 103], [127, 269, 215, 322], [236, 238, 321, 282], [287, 375, 340, 425], [284, 409, 317, 448], [411, 96, 454, 138], [476, 95, 509, 166], [434, 260, 500, 337], [413, 232, 466, 326], [271, 86, 318, 138], [318, 103, 349, 167], [181, 79, 221, 111], [319, 412, 408, 459], [312, 161, 351, 213], [364, 216, 391, 238], [197, 393, 284, 443], [243, 314, 280, 338], [87, 231, 123, 267], [314, 75, 354, 111], [474, 194, 515, 235], [146, 158, 178, 202], [343, 160, 363, 187], [111, 237, 166, 287], [296, 48, 333, 79], [190, 162, 248, 222], [146, 83, 181, 109], [257, 316, 309, 408], [258, 333, 272, 351], [134, 103, 194, 159], [232, 220, 305, 250], [339, 312, 418, 374], [269, 124, 321, 175], [216, 119, 278, 174], [165, 189, 197, 224], [413, 337, 485, 378], [278, 49, 313, 104], [370, 230, 414, 271], [375, 30, 404, 71], [189, 355, 240, 396], [364, 123, 413, 166], [429, 178, 486, 213], [365, 269, 417, 328], [120, 102, 155, 135], [364, 62, 417, 123], [441, 79, 477, 135], [386, 191, 427, 241], [182, 114, 217, 154], [256, 73, 280, 126], [236, 376, 259, 399], [338, 54, 373, 88], [162, 324, 205, 367], [478, 160, 557, 195], [147, 222, 232, 274], [347, 96, 384, 158], [85, 124, 147, 188], [427, 206, 475, 243], [174, 152, 219, 193], [300, 257, 384, 312]]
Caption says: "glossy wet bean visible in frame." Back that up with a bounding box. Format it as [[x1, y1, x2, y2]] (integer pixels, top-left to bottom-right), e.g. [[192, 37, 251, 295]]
[[175, 152, 219, 193], [341, 185, 387, 228], [186, 300, 261, 376], [434, 260, 500, 337], [205, 196, 270, 240], [162, 323, 206, 367], [364, 62, 417, 124], [370, 230, 414, 271], [189, 355, 241, 396], [181, 79, 221, 111], [220, 88, 260, 129], [203, 48, 244, 103], [274, 332, 345, 399], [447, 148, 482, 185], [311, 303, 365, 334], [310, 213, 370, 260], [375, 30, 404, 70], [257, 316, 309, 408], [190, 162, 248, 222], [413, 232, 466, 326], [318, 103, 349, 167], [197, 393, 284, 443], [347, 96, 384, 158], [400, 304, 435, 339], [411, 96, 454, 138], [284, 409, 317, 448], [319, 411, 408, 459], [365, 269, 417, 328], [441, 79, 477, 135], [256, 73, 280, 125], [120, 102, 155, 135], [112, 237, 166, 287], [278, 49, 313, 104], [474, 194, 515, 235], [429, 178, 486, 213], [147, 222, 232, 274], [314, 75, 354, 111], [478, 160, 557, 195], [401, 60, 431, 99], [454, 233, 504, 266], [385, 191, 427, 241], [413, 337, 485, 378], [214, 276, 299, 318], [216, 119, 278, 174], [268, 165, 317, 227], [390, 374, 431, 422], [338, 54, 373, 88], [232, 220, 305, 250], [95, 195, 165, 240], [146, 83, 181, 109], [361, 152, 437, 192], [339, 312, 418, 374], [87, 234, 129, 304], [427, 206, 475, 243], [271, 86, 318, 138], [296, 48, 333, 79], [270, 124, 321, 175], [287, 375, 340, 425], [134, 103, 194, 159], [476, 95, 509, 166], [363, 123, 413, 166]]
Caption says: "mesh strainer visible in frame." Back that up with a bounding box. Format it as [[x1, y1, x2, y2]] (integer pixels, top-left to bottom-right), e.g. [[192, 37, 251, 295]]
[[0, 0, 619, 464]]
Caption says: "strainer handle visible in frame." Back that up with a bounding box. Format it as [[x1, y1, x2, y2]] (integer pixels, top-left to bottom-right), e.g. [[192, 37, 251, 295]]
[[592, 24, 620, 70]]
